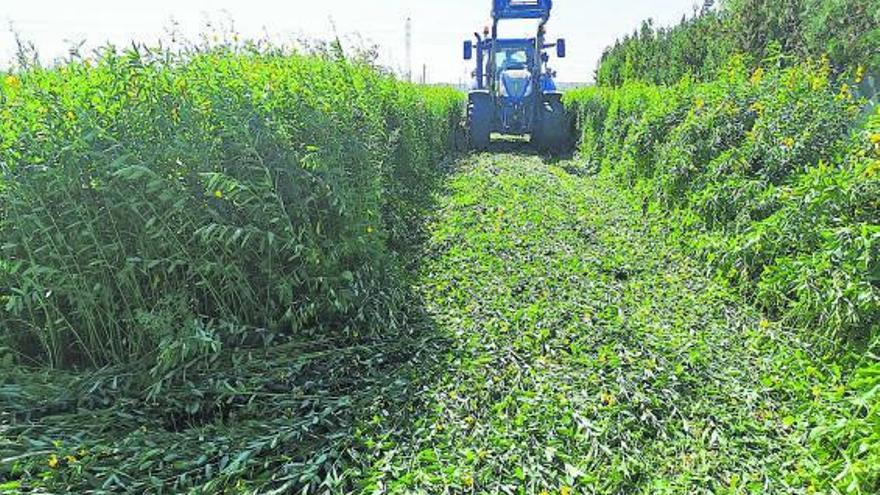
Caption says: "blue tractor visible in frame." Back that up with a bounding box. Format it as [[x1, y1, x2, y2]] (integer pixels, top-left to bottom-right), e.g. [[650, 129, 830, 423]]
[[463, 0, 569, 152]]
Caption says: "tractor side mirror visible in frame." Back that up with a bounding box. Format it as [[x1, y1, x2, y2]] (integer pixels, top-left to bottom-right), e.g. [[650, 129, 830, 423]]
[[556, 39, 566, 58], [463, 41, 474, 60]]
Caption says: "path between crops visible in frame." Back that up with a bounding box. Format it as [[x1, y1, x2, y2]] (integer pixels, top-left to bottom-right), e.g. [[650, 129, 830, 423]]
[[352, 153, 822, 494]]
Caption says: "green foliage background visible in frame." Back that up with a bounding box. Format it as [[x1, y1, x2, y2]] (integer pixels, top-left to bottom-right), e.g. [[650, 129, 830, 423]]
[[596, 0, 880, 86]]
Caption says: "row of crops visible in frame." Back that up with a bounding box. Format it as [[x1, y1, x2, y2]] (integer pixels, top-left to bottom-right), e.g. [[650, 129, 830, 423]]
[[568, 0, 880, 493], [0, 46, 462, 371], [565, 36, 879, 495], [567, 58, 878, 344]]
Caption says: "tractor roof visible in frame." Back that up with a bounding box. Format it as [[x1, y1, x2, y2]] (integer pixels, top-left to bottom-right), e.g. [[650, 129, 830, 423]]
[[492, 0, 552, 22]]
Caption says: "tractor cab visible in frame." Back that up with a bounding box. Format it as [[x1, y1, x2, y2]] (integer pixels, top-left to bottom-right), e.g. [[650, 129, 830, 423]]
[[493, 40, 535, 98], [490, 39, 539, 133]]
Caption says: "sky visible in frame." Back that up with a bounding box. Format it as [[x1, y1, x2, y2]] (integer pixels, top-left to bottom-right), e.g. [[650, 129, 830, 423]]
[[1, 0, 700, 83]]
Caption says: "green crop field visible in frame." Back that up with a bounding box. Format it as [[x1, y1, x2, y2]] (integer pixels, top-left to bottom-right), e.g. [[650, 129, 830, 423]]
[[1, 1, 879, 493]]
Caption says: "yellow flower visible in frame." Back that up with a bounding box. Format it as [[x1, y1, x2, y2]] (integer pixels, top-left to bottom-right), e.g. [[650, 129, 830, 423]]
[[750, 67, 764, 85], [855, 65, 865, 84], [600, 391, 617, 406], [65, 455, 77, 464], [837, 83, 851, 100], [66, 111, 76, 121], [213, 190, 223, 199], [759, 318, 771, 329], [749, 101, 764, 115], [4, 75, 21, 90], [366, 225, 374, 233], [818, 55, 831, 79], [560, 486, 572, 495], [782, 137, 795, 148], [463, 475, 474, 487], [870, 133, 880, 145], [864, 160, 880, 178], [48, 454, 59, 469]]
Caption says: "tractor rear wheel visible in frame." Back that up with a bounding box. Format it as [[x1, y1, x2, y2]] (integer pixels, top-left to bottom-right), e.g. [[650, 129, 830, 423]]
[[468, 91, 492, 151], [533, 92, 570, 154]]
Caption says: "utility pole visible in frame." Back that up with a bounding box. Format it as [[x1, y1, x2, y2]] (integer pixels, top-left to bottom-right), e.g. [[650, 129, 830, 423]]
[[405, 16, 412, 82], [422, 64, 427, 84]]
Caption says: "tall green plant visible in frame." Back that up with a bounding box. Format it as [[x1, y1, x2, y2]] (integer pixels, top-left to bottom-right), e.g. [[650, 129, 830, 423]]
[[568, 59, 877, 345], [0, 46, 462, 369]]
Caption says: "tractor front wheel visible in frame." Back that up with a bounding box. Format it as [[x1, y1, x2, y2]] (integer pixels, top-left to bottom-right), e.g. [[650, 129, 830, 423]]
[[533, 93, 570, 154]]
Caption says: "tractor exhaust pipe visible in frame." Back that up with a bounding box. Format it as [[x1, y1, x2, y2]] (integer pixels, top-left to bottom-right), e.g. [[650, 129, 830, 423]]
[[474, 32, 484, 89]]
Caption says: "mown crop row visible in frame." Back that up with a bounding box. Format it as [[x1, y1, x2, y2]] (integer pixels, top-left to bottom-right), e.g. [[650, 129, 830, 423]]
[[0, 46, 463, 372], [565, 57, 879, 492]]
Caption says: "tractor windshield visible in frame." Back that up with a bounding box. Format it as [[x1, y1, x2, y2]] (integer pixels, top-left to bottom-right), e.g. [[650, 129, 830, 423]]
[[495, 48, 529, 71]]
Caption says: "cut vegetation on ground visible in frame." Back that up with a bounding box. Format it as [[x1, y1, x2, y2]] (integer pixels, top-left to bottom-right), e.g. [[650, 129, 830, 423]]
[[350, 154, 842, 493]]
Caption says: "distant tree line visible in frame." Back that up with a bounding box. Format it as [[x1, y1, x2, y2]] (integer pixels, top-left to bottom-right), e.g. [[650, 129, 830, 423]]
[[596, 0, 880, 86]]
